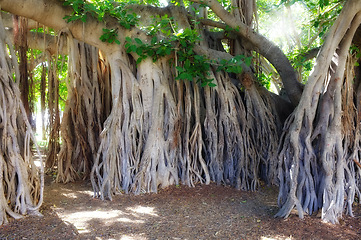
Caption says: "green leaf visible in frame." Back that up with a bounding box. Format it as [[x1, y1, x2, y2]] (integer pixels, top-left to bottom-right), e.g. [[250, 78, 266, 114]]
[[121, 22, 131, 29], [151, 36, 157, 45], [130, 45, 137, 52], [146, 49, 155, 56], [135, 38, 143, 45], [176, 66, 184, 73], [194, 55, 200, 60], [136, 47, 143, 56], [235, 66, 243, 74], [178, 72, 193, 81], [126, 47, 133, 53], [244, 57, 252, 66], [184, 59, 191, 68], [201, 81, 208, 87], [80, 15, 87, 22], [180, 41, 187, 47], [220, 59, 227, 65], [165, 48, 171, 55], [103, 33, 110, 38], [136, 58, 143, 65], [225, 25, 233, 32], [125, 37, 132, 43], [156, 48, 163, 55]]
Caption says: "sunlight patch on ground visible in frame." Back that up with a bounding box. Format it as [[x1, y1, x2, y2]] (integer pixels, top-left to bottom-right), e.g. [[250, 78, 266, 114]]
[[57, 206, 159, 234], [62, 192, 78, 199], [59, 209, 144, 233], [61, 189, 93, 198], [77, 189, 94, 197], [95, 235, 148, 240], [261, 236, 293, 240], [127, 206, 158, 216], [117, 217, 144, 223], [119, 234, 147, 240], [120, 235, 147, 240]]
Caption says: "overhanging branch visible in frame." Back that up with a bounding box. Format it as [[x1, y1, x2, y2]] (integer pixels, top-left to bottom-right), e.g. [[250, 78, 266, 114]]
[[191, 0, 303, 105]]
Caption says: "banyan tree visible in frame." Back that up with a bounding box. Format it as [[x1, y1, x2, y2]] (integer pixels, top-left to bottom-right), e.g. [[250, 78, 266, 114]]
[[0, 0, 360, 225]]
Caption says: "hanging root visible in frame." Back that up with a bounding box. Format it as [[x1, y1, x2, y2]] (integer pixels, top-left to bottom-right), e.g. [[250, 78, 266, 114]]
[[89, 50, 282, 199], [242, 73, 279, 186], [0, 15, 43, 225], [204, 71, 266, 191], [57, 35, 109, 183]]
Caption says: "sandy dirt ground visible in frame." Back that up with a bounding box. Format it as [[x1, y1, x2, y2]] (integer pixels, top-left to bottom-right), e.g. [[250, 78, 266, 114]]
[[0, 175, 360, 240]]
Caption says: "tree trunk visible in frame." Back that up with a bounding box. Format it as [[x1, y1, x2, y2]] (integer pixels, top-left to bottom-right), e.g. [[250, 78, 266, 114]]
[[276, 0, 361, 223]]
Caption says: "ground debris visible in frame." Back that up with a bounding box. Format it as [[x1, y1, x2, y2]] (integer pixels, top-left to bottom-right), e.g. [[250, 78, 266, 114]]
[[0, 177, 360, 240]]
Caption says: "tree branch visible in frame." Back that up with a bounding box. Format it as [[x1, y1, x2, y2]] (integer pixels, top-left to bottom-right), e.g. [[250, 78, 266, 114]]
[[295, 47, 320, 63], [6, 29, 68, 55], [0, 0, 119, 55], [191, 0, 303, 105]]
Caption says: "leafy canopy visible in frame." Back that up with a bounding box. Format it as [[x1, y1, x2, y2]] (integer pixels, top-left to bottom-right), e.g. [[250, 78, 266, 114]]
[[63, 0, 252, 87], [61, 0, 344, 87]]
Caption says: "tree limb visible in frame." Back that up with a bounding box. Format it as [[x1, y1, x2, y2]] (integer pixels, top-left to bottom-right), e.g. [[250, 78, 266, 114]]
[[0, 0, 119, 55], [191, 0, 303, 105], [295, 47, 321, 63]]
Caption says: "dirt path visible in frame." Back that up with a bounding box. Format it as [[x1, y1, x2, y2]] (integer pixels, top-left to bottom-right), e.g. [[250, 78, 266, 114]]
[[0, 176, 360, 239]]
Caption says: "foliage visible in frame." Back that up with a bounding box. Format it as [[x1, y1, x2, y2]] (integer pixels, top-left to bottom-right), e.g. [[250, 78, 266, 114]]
[[100, 28, 120, 44], [61, 0, 342, 88], [40, 0, 347, 95], [31, 52, 68, 111], [125, 15, 251, 87], [125, 36, 172, 63], [217, 55, 251, 74], [62, 1, 257, 87], [125, 26, 216, 86], [63, 0, 139, 29], [256, 72, 272, 90], [256, 0, 344, 87], [309, 1, 343, 39], [63, 0, 97, 23], [287, 46, 315, 82], [350, 45, 361, 66]]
